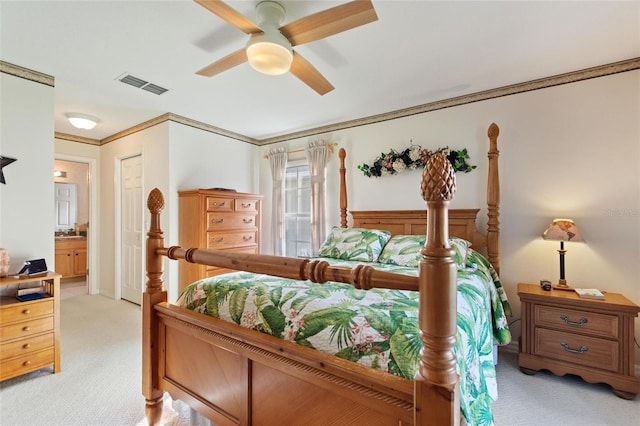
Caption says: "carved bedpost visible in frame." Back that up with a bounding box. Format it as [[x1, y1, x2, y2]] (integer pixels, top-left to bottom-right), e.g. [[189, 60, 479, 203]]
[[339, 148, 348, 228], [414, 154, 460, 425], [487, 123, 500, 276], [142, 188, 167, 425]]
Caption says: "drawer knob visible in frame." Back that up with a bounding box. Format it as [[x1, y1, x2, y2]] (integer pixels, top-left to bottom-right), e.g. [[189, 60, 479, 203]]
[[241, 203, 252, 208], [243, 218, 253, 224], [243, 236, 252, 241], [22, 309, 31, 315], [214, 201, 226, 207], [23, 360, 32, 366], [23, 343, 31, 349], [22, 326, 31, 332], [560, 314, 588, 326], [211, 218, 224, 224], [560, 342, 588, 354], [211, 237, 224, 243]]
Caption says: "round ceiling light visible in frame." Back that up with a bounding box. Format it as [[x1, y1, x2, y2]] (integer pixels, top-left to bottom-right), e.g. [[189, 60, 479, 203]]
[[246, 30, 293, 76], [66, 113, 99, 130]]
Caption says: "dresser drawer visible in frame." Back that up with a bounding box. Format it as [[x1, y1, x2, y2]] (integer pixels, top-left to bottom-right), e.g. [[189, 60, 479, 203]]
[[534, 328, 619, 372], [0, 316, 54, 342], [206, 212, 257, 230], [0, 347, 54, 381], [206, 231, 257, 249], [0, 299, 54, 324], [206, 197, 233, 212], [205, 247, 259, 273], [235, 199, 259, 213], [0, 332, 54, 360], [535, 305, 618, 338]]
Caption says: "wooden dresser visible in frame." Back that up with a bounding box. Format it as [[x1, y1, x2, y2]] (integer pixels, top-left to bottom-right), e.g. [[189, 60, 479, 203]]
[[0, 272, 61, 381], [518, 283, 640, 399], [178, 189, 262, 290]]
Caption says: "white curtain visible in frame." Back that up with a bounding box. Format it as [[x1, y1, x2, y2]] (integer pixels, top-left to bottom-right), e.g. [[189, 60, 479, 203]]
[[305, 140, 330, 255], [268, 148, 288, 255]]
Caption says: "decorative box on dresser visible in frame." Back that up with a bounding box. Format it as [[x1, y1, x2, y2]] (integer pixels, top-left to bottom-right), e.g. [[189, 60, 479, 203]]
[[518, 283, 640, 399], [0, 272, 61, 381], [178, 189, 262, 290]]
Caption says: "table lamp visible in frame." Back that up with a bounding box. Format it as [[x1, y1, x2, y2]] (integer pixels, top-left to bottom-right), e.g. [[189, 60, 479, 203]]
[[542, 218, 584, 290]]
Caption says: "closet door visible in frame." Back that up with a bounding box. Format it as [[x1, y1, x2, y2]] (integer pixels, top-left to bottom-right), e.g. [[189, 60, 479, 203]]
[[121, 154, 143, 305]]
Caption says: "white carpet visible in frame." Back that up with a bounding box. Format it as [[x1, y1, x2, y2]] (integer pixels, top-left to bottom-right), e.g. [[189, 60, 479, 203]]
[[1, 293, 638, 425]]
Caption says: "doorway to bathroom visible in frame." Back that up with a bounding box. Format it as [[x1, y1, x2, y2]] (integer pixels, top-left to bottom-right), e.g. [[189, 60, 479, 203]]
[[54, 157, 96, 297]]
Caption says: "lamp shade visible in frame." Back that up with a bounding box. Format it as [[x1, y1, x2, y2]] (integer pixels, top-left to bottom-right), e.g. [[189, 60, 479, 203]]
[[246, 30, 293, 76], [66, 113, 99, 130], [542, 219, 584, 242]]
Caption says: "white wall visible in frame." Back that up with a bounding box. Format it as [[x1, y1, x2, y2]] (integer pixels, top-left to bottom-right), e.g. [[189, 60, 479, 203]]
[[94, 121, 256, 301], [258, 70, 640, 362], [98, 122, 170, 298], [164, 122, 257, 299], [0, 73, 55, 271]]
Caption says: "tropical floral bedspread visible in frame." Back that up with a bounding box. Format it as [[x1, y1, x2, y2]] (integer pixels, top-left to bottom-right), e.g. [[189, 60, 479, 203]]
[[177, 250, 511, 425]]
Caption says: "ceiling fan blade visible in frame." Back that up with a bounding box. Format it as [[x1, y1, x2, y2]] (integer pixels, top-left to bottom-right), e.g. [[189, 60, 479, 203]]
[[196, 49, 248, 77], [280, 0, 378, 47], [289, 52, 334, 96], [194, 0, 262, 34]]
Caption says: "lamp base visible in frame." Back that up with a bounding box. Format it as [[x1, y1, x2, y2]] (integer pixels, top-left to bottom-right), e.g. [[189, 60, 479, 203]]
[[553, 280, 574, 291]]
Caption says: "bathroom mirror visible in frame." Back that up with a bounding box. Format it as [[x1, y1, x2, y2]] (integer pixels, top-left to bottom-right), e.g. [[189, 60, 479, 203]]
[[54, 182, 77, 231]]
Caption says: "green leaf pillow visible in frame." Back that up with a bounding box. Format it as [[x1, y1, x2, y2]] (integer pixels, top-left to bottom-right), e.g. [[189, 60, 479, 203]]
[[317, 227, 391, 262], [377, 235, 471, 268]]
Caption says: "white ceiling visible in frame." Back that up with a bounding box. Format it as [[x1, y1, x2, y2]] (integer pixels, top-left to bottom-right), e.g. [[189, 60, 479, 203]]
[[1, 1, 638, 143]]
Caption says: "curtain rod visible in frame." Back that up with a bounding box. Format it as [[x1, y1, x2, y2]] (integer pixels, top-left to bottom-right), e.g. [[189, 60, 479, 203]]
[[263, 142, 338, 159]]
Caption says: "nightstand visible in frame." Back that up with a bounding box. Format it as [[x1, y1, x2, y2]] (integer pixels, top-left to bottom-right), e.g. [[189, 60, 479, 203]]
[[518, 283, 640, 399]]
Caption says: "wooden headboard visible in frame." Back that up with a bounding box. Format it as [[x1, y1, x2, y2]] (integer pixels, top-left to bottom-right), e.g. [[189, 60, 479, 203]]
[[351, 209, 487, 249], [340, 123, 501, 274]]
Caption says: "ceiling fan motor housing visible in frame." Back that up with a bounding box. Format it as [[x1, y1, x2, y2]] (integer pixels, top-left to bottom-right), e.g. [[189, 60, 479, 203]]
[[246, 1, 293, 75]]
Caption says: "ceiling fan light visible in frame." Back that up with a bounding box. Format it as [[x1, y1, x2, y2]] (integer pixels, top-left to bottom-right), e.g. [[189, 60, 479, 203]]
[[66, 113, 99, 130], [246, 32, 293, 76]]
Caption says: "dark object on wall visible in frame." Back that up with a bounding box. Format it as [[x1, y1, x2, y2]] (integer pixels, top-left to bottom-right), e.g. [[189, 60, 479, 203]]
[[0, 156, 17, 184]]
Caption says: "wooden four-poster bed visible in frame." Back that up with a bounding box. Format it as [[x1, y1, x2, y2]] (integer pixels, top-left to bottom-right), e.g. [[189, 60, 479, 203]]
[[142, 123, 508, 425]]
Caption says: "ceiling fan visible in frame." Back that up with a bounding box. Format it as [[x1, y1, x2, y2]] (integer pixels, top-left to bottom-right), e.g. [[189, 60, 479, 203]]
[[194, 0, 378, 95]]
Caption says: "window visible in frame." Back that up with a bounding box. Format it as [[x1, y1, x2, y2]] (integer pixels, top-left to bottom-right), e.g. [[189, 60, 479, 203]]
[[284, 165, 311, 257]]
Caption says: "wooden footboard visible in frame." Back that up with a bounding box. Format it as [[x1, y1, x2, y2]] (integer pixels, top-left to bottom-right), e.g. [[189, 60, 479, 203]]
[[142, 124, 501, 425]]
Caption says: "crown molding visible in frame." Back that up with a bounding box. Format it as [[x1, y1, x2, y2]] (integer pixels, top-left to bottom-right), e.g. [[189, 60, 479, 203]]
[[55, 132, 101, 145], [0, 61, 54, 87], [6, 58, 639, 146], [254, 57, 640, 145]]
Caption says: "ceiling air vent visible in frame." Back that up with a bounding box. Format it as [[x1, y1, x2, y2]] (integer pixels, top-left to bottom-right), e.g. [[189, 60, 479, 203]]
[[141, 83, 168, 95], [116, 73, 169, 95]]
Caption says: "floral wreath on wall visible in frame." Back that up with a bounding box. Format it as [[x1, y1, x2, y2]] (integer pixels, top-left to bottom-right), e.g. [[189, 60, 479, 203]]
[[357, 143, 476, 177]]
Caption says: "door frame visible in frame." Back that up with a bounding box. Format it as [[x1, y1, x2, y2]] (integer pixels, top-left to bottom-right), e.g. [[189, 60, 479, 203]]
[[114, 151, 144, 301], [54, 154, 98, 295]]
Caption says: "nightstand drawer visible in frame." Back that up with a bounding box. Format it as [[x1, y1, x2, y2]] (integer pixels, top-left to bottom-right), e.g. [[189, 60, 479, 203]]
[[535, 305, 618, 339], [0, 332, 54, 360], [0, 317, 54, 342], [535, 328, 619, 372]]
